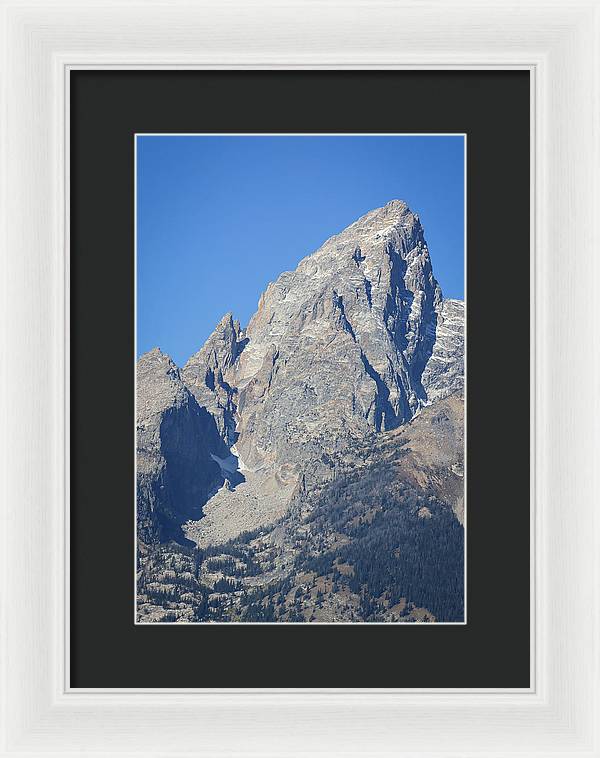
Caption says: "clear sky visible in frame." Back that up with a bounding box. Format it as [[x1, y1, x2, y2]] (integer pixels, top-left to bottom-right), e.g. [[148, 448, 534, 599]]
[[137, 135, 464, 366]]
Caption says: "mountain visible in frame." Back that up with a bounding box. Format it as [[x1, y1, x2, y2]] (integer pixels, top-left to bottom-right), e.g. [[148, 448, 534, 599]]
[[136, 200, 465, 622], [232, 200, 443, 471], [421, 298, 464, 402]]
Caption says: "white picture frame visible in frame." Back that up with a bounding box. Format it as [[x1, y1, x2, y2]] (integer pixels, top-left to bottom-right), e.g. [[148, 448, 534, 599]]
[[1, 0, 599, 755]]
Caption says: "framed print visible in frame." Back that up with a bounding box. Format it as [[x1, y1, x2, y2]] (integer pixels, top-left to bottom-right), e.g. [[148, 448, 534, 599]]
[[2, 1, 599, 756]]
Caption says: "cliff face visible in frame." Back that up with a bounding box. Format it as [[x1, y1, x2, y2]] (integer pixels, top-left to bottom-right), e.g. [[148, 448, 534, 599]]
[[136, 348, 226, 544], [136, 200, 464, 554], [422, 298, 465, 402], [182, 313, 245, 447]]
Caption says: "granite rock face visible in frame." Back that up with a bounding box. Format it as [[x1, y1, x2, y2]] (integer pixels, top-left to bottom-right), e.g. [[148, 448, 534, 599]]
[[136, 348, 226, 544], [422, 298, 465, 402], [232, 200, 445, 475], [182, 313, 246, 447]]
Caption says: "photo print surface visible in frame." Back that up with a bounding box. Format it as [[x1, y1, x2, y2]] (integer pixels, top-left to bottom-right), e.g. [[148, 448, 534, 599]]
[[136, 134, 465, 624]]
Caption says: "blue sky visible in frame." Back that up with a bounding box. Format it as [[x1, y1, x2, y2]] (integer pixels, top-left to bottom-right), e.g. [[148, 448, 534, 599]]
[[137, 135, 464, 366]]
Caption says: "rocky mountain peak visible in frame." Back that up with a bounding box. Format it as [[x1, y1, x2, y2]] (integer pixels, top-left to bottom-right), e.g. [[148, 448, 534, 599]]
[[185, 312, 243, 377], [315, 199, 423, 259], [136, 348, 187, 417], [230, 201, 448, 474], [181, 312, 246, 447]]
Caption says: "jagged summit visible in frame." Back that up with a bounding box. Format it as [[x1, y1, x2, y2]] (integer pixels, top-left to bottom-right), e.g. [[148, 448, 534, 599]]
[[139, 345, 172, 364], [136, 348, 186, 417], [215, 311, 242, 333], [350, 198, 412, 226], [142, 345, 165, 357], [182, 312, 246, 447], [229, 199, 446, 472], [337, 198, 411, 228], [184, 312, 243, 375], [384, 198, 408, 209], [299, 199, 419, 265]]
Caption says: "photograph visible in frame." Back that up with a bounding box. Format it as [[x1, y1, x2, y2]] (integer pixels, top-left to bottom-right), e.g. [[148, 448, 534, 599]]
[[6, 0, 599, 750], [135, 134, 466, 623]]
